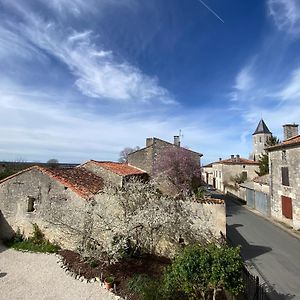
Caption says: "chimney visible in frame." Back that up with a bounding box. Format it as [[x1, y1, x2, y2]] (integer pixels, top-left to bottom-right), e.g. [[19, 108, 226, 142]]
[[219, 158, 222, 161], [146, 138, 154, 147], [230, 154, 235, 161], [283, 124, 299, 140], [236, 154, 240, 162], [174, 136, 180, 147]]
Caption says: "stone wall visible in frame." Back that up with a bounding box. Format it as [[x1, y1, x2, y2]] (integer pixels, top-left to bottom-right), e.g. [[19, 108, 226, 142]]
[[269, 147, 300, 229], [0, 169, 226, 258], [0, 169, 88, 249]]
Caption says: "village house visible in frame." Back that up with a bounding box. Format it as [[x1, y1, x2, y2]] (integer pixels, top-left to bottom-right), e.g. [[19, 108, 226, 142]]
[[267, 124, 300, 230], [81, 160, 148, 187], [0, 139, 226, 257], [202, 155, 259, 193], [202, 120, 271, 194], [128, 136, 202, 176]]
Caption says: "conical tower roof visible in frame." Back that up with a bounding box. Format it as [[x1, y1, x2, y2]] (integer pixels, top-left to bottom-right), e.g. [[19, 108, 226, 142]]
[[253, 119, 271, 135]]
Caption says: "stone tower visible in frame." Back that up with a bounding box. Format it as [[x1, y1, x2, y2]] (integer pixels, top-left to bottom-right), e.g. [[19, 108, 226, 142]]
[[252, 119, 272, 161]]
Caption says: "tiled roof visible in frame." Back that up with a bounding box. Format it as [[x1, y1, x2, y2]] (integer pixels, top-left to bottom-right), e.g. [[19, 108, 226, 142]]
[[253, 119, 271, 135], [267, 135, 300, 151], [90, 160, 146, 176], [0, 166, 104, 200], [215, 158, 259, 165], [42, 167, 104, 199], [128, 137, 203, 157]]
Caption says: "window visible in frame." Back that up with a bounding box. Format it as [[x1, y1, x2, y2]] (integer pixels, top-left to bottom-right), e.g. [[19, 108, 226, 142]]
[[259, 137, 262, 143], [219, 171, 221, 178], [282, 150, 287, 161], [242, 171, 247, 180], [281, 167, 289, 186], [27, 197, 35, 212]]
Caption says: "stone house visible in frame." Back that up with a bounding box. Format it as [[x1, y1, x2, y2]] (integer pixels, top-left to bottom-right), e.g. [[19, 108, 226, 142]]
[[0, 160, 226, 256], [80, 160, 148, 187], [267, 124, 300, 230], [202, 155, 259, 193], [128, 136, 202, 176], [0, 166, 103, 248]]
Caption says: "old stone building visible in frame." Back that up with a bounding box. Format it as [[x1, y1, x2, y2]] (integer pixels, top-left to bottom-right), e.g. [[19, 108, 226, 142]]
[[0, 157, 226, 256], [81, 160, 148, 187], [251, 119, 272, 161], [0, 166, 104, 247], [202, 155, 258, 192], [128, 136, 202, 176], [267, 124, 300, 230]]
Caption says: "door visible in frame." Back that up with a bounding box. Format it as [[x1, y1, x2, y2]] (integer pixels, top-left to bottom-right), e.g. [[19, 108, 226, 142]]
[[246, 189, 255, 208], [281, 196, 293, 219], [255, 191, 270, 216]]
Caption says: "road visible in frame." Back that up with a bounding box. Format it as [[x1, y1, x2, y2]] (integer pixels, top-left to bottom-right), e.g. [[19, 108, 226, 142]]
[[221, 194, 300, 300]]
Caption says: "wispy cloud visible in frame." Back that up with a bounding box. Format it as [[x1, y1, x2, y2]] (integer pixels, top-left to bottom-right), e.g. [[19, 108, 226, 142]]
[[277, 67, 300, 101], [0, 1, 174, 104], [234, 66, 254, 91], [0, 81, 238, 163], [268, 0, 300, 34]]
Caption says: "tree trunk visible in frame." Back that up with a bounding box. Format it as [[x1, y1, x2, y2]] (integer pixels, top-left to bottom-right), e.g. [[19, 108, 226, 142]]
[[213, 288, 217, 300]]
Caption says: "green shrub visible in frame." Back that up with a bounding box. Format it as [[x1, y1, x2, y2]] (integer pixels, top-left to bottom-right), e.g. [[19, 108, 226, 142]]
[[128, 275, 164, 300], [163, 244, 244, 300], [6, 224, 60, 253]]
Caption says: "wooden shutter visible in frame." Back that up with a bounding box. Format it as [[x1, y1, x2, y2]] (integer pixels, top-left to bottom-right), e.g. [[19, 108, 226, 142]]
[[281, 167, 289, 186], [281, 196, 293, 219]]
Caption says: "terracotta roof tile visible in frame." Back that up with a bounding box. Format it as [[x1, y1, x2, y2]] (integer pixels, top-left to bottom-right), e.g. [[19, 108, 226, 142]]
[[41, 167, 104, 199], [90, 160, 146, 176], [267, 135, 300, 151], [0, 166, 104, 200]]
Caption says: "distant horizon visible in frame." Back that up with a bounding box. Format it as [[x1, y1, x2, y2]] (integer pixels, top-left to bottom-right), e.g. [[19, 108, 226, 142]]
[[1, 0, 299, 164]]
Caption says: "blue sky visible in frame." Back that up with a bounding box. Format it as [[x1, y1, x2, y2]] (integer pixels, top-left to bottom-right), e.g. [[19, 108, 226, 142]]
[[1, 0, 300, 164]]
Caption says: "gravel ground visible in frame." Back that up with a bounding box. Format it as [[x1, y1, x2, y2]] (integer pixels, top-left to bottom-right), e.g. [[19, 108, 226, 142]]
[[0, 244, 122, 300]]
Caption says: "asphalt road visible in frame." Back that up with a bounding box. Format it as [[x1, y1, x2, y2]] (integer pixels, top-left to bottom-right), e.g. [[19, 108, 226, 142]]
[[221, 194, 300, 300]]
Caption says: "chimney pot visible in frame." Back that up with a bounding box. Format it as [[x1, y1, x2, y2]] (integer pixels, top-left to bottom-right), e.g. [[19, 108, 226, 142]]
[[219, 158, 222, 161], [236, 154, 240, 162], [174, 136, 180, 147]]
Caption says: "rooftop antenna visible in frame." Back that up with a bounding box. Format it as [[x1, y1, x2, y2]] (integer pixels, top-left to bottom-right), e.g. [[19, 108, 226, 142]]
[[179, 129, 184, 143]]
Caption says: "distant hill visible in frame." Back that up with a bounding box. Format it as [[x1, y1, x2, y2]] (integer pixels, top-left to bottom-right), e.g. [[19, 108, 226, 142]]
[[0, 162, 79, 180]]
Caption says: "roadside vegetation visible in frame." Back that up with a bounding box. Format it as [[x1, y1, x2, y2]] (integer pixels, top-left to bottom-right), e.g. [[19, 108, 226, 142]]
[[5, 223, 60, 253]]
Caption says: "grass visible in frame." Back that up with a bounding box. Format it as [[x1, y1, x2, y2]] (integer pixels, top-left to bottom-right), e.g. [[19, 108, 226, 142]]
[[7, 239, 60, 253], [5, 224, 60, 254]]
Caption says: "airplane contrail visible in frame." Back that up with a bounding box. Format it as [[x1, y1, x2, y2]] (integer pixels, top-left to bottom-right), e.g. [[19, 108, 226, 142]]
[[197, 0, 225, 23]]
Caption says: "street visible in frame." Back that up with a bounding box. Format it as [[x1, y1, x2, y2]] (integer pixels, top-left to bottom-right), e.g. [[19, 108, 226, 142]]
[[218, 194, 300, 299]]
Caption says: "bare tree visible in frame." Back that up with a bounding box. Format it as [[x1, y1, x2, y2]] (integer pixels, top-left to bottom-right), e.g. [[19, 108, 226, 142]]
[[118, 146, 140, 163], [47, 159, 59, 168]]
